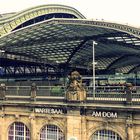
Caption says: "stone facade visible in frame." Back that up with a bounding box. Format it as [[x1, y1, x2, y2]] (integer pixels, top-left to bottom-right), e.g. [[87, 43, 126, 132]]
[[0, 103, 140, 140]]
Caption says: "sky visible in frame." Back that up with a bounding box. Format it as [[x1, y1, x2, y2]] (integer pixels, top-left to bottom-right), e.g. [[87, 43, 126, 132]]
[[0, 0, 140, 27]]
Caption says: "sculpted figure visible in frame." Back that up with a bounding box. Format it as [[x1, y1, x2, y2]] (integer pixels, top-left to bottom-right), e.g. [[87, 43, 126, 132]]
[[66, 71, 86, 101]]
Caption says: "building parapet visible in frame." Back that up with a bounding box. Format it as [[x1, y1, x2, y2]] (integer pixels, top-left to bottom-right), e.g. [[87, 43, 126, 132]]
[[0, 84, 140, 105]]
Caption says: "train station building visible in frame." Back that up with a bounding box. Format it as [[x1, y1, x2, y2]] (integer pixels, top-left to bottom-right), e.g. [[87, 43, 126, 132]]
[[1, 4, 140, 140]]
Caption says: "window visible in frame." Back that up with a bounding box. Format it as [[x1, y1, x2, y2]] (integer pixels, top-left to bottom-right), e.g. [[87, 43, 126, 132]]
[[92, 129, 122, 140], [40, 124, 64, 140], [8, 122, 30, 140]]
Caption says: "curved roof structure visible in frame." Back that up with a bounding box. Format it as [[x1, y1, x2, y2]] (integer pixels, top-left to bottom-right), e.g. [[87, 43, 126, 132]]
[[1, 4, 140, 78], [0, 4, 85, 36]]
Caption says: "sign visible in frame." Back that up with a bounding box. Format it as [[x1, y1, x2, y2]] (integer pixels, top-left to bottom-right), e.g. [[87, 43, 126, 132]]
[[35, 107, 64, 115], [84, 109, 118, 118], [92, 111, 117, 118]]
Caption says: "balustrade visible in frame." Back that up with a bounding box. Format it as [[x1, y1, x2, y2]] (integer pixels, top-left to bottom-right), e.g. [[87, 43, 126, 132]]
[[0, 85, 139, 104]]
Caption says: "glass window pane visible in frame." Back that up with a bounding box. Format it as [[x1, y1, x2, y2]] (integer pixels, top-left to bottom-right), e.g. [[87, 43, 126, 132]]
[[92, 129, 122, 140], [40, 124, 65, 140], [8, 122, 31, 140]]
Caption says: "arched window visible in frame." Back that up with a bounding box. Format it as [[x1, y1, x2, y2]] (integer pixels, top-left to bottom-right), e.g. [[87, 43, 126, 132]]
[[92, 129, 122, 140], [40, 124, 64, 140], [8, 122, 30, 140]]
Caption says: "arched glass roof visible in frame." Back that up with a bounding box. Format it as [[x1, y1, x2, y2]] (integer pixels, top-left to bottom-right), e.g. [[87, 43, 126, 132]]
[[1, 5, 140, 77]]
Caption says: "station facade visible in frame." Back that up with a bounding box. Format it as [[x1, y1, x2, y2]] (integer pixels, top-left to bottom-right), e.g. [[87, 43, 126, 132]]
[[1, 4, 140, 140], [0, 101, 140, 140]]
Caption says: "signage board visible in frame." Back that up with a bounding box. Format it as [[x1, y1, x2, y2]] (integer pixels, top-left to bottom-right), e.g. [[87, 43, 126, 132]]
[[85, 109, 118, 118], [34, 107, 118, 118], [91, 111, 117, 118], [34, 107, 65, 115]]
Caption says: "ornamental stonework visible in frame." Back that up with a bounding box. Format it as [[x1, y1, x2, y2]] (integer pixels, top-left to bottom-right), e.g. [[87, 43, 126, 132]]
[[66, 71, 86, 101]]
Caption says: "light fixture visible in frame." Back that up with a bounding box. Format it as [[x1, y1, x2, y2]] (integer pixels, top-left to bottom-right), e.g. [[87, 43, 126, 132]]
[[0, 50, 5, 53]]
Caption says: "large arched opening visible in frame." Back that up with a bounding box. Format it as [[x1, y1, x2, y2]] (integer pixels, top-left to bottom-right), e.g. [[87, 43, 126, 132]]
[[91, 129, 122, 140], [8, 122, 30, 140], [40, 124, 65, 140]]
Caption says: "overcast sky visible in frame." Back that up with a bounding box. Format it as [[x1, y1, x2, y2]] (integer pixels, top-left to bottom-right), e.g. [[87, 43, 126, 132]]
[[0, 0, 140, 27]]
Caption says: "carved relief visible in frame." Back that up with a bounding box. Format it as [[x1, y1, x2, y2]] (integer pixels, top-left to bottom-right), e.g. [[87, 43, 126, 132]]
[[66, 71, 86, 101]]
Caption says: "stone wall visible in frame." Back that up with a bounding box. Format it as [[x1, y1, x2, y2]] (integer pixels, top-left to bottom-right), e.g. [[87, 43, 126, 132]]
[[0, 104, 140, 140]]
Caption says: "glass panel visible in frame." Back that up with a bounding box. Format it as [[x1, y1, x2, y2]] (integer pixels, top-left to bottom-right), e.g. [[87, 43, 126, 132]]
[[40, 124, 64, 140], [8, 122, 30, 140], [92, 129, 122, 140]]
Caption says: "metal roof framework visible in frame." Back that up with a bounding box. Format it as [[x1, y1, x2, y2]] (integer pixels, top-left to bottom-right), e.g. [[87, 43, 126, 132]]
[[1, 5, 140, 78]]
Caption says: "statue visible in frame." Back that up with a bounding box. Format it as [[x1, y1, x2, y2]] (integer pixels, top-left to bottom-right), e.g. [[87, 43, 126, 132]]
[[66, 71, 86, 101]]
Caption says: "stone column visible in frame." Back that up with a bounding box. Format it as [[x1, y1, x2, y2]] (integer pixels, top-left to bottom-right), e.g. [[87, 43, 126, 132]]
[[126, 123, 133, 140], [81, 116, 87, 140], [0, 83, 6, 100], [30, 83, 37, 101], [67, 108, 86, 140], [126, 114, 134, 140], [125, 83, 132, 104], [0, 115, 6, 140], [30, 114, 37, 140]]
